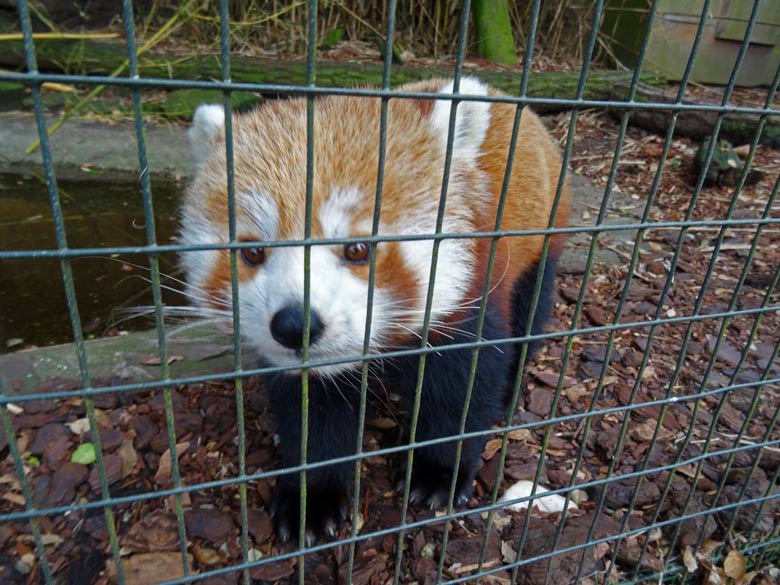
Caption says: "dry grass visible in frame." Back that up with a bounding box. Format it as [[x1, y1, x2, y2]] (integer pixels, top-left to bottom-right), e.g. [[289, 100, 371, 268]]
[[27, 0, 598, 62]]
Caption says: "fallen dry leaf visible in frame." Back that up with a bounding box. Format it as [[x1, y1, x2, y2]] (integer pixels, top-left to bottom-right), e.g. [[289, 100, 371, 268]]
[[154, 442, 190, 485], [66, 418, 91, 435], [723, 549, 747, 581], [2, 492, 25, 506], [117, 438, 138, 478], [501, 540, 516, 564], [506, 428, 530, 441], [482, 438, 503, 460], [107, 552, 194, 585], [683, 545, 698, 572]]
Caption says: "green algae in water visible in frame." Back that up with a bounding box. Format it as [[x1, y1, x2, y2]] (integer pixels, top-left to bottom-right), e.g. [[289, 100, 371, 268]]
[[0, 173, 188, 350]]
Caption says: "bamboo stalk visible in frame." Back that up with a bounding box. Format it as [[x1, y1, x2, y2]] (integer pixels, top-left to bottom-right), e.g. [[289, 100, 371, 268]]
[[0, 33, 120, 41]]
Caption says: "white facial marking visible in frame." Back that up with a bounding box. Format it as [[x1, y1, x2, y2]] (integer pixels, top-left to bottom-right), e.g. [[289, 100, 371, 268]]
[[178, 202, 223, 308], [238, 189, 279, 240], [238, 245, 387, 376], [397, 225, 473, 328], [318, 187, 364, 238], [430, 77, 491, 160]]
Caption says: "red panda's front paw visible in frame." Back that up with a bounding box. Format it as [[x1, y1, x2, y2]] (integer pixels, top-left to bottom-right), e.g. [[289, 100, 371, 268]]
[[404, 462, 475, 510], [269, 480, 350, 545]]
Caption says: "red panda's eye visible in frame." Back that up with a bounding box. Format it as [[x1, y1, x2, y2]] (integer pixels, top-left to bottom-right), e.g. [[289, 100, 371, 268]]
[[344, 242, 370, 264], [240, 246, 265, 266]]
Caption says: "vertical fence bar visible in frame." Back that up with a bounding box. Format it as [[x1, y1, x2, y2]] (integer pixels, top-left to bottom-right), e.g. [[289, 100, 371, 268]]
[[473, 0, 543, 579], [599, 0, 718, 575], [744, 334, 780, 566], [541, 2, 663, 581], [622, 0, 769, 577], [297, 0, 318, 580], [507, 3, 606, 582], [119, 1, 192, 579], [0, 382, 53, 583], [391, 2, 472, 583], [581, 0, 710, 575], [15, 0, 126, 581], [345, 1, 398, 582], [217, 1, 251, 583], [672, 74, 780, 559]]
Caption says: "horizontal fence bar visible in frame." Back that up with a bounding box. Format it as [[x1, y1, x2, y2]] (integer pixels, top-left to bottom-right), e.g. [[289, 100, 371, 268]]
[[2, 216, 780, 260], [3, 381, 778, 523], [2, 70, 780, 116], [2, 303, 779, 405], [53, 488, 780, 585], [3, 2, 779, 585]]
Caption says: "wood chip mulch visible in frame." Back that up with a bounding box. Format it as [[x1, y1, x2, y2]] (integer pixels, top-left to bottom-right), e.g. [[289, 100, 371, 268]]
[[1, 107, 779, 585]]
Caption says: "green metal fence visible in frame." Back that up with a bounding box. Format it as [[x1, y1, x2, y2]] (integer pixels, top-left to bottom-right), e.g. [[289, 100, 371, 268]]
[[1, 0, 779, 583]]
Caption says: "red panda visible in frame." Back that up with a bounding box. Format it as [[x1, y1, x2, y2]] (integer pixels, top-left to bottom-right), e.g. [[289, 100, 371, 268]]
[[179, 77, 570, 544]]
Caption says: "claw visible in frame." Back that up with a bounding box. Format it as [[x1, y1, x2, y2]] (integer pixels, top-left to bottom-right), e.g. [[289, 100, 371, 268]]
[[325, 520, 337, 538], [305, 531, 316, 548], [270, 482, 349, 544], [278, 525, 291, 543], [408, 487, 427, 506]]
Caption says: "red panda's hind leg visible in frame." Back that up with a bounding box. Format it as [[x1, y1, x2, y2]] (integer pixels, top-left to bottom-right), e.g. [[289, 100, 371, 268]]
[[510, 252, 560, 365]]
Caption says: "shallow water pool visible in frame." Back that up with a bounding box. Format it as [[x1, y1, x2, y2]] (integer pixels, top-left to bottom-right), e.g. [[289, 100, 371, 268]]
[[0, 172, 187, 350]]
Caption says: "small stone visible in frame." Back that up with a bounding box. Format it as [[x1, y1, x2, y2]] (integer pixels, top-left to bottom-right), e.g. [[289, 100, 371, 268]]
[[174, 413, 203, 436], [706, 336, 743, 368], [30, 423, 72, 467], [83, 515, 109, 541], [131, 415, 158, 450], [122, 511, 181, 551], [149, 390, 186, 413], [585, 306, 610, 327], [582, 346, 610, 363]]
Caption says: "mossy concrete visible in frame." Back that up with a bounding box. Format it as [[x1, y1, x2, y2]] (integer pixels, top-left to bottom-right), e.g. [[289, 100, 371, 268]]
[[0, 113, 192, 182], [0, 324, 247, 396]]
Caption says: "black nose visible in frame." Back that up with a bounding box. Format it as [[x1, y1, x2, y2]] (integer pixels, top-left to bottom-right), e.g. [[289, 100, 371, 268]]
[[270, 305, 325, 350]]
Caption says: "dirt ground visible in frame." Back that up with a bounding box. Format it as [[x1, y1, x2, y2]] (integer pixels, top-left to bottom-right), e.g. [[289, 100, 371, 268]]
[[1, 99, 779, 585]]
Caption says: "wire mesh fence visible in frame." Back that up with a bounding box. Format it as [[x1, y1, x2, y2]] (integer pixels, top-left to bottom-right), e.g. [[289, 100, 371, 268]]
[[0, 0, 779, 584]]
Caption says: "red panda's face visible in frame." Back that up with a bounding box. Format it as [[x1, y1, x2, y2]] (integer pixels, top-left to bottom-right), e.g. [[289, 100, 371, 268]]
[[179, 79, 493, 375]]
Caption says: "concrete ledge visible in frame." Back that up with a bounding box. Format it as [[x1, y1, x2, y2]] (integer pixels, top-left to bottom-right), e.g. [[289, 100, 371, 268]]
[[0, 324, 247, 396], [0, 113, 191, 182]]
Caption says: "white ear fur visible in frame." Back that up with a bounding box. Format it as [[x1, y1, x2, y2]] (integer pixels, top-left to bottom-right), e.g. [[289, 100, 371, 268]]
[[430, 77, 491, 160], [188, 104, 225, 168]]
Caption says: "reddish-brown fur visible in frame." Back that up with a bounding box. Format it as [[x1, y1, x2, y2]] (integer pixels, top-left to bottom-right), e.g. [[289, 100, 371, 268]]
[[402, 80, 570, 332], [182, 78, 571, 540], [188, 79, 569, 336]]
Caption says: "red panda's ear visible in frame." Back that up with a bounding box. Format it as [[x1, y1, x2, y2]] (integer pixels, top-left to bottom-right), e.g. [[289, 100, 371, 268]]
[[188, 104, 225, 168], [410, 77, 492, 161]]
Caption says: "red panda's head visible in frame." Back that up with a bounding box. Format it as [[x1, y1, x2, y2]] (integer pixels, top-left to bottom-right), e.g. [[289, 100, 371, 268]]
[[179, 78, 494, 375]]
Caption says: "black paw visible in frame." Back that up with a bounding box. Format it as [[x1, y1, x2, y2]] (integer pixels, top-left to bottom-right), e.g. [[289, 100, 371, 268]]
[[269, 480, 350, 545], [402, 461, 475, 510]]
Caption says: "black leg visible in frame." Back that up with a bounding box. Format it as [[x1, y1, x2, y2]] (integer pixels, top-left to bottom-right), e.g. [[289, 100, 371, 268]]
[[511, 253, 559, 359], [395, 305, 512, 509], [267, 372, 359, 544]]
